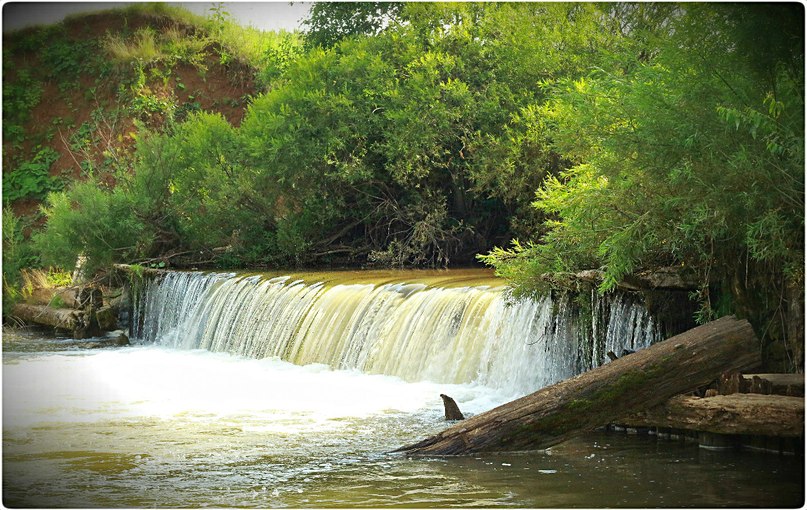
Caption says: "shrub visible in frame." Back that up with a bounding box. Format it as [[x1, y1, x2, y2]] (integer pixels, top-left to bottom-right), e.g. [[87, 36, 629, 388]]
[[3, 147, 62, 204], [33, 181, 146, 274], [2, 209, 38, 315]]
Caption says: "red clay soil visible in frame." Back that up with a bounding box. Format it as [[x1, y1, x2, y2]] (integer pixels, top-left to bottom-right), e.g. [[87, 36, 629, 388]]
[[4, 10, 259, 233]]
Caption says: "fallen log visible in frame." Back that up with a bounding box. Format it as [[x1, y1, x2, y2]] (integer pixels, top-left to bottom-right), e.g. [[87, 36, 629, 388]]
[[619, 394, 804, 437], [112, 263, 169, 277], [11, 303, 92, 338], [718, 371, 804, 397], [742, 374, 804, 397], [559, 267, 699, 292], [25, 286, 102, 309], [395, 316, 760, 455]]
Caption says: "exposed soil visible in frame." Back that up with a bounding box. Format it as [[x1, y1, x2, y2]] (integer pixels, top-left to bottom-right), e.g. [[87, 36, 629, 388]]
[[4, 10, 259, 234]]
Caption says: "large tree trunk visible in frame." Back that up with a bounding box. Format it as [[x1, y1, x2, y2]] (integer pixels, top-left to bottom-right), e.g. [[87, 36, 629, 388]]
[[26, 286, 103, 309], [395, 316, 760, 455], [619, 393, 803, 437], [11, 303, 93, 338]]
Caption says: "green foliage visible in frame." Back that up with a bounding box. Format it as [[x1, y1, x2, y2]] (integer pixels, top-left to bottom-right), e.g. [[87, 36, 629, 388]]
[[244, 3, 613, 266], [45, 270, 73, 287], [40, 32, 99, 81], [105, 26, 208, 69], [69, 121, 96, 152], [257, 33, 304, 87], [2, 69, 42, 145], [132, 112, 265, 256], [3, 148, 63, 204], [103, 3, 297, 81], [33, 180, 145, 274], [482, 4, 804, 333], [105, 27, 168, 64], [206, 3, 231, 38], [2, 209, 39, 315], [129, 263, 145, 278], [23, 0, 804, 355], [304, 2, 403, 49]]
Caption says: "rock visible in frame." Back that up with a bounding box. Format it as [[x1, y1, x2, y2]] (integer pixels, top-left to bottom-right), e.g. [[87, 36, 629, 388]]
[[105, 330, 130, 347], [95, 305, 119, 331], [559, 267, 700, 292], [81, 331, 129, 348]]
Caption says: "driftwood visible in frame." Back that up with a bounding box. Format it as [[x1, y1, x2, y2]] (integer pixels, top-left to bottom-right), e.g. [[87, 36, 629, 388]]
[[620, 394, 804, 437], [11, 303, 92, 338], [440, 394, 465, 421], [112, 263, 169, 277], [563, 267, 699, 291], [395, 316, 760, 455]]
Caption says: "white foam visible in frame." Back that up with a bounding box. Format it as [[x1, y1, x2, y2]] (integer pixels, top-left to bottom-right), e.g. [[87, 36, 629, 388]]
[[3, 346, 512, 429]]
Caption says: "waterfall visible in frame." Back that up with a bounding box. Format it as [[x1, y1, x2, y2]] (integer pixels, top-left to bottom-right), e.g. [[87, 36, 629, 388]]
[[131, 271, 661, 396]]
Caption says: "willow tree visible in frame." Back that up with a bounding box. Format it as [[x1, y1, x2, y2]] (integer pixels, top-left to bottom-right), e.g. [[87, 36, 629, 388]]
[[481, 3, 804, 370], [243, 2, 620, 266]]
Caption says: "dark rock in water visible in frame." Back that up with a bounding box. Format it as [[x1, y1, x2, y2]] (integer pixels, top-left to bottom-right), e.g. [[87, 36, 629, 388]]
[[440, 394, 465, 421], [103, 330, 130, 347], [73, 331, 129, 349], [95, 305, 119, 331]]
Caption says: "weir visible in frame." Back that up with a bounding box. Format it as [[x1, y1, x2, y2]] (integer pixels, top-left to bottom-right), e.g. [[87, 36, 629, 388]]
[[131, 270, 661, 396]]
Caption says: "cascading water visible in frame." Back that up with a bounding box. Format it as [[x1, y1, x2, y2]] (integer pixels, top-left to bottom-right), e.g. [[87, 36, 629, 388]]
[[131, 270, 661, 397], [7, 270, 801, 509]]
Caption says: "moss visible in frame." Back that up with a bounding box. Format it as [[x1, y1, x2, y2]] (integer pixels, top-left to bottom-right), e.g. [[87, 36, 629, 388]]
[[567, 398, 593, 411], [49, 295, 66, 308]]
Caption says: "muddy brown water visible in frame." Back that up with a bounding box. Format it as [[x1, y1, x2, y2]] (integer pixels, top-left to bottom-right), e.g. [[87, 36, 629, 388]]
[[3, 328, 803, 508]]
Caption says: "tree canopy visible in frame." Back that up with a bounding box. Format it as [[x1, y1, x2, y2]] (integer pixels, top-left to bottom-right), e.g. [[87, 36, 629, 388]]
[[6, 3, 805, 366]]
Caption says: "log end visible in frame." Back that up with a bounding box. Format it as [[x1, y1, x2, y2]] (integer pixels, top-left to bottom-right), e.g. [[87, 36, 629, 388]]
[[440, 394, 465, 421]]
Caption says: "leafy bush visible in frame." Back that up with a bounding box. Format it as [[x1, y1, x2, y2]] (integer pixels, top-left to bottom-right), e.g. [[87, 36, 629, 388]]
[[2, 69, 42, 145], [33, 180, 146, 274], [481, 4, 804, 319], [2, 209, 38, 315], [40, 34, 98, 80], [133, 113, 255, 246], [3, 148, 62, 204]]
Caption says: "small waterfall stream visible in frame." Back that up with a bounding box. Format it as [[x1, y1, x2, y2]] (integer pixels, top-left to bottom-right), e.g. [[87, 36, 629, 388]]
[[131, 270, 661, 396], [9, 269, 800, 509]]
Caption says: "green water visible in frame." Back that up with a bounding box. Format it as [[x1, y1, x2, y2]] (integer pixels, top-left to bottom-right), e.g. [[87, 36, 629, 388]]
[[3, 330, 804, 508]]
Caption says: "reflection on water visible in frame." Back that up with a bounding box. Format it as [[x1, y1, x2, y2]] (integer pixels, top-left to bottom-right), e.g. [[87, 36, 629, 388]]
[[3, 330, 804, 508]]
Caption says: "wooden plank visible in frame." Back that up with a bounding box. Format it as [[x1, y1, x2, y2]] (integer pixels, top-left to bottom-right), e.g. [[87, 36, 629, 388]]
[[620, 394, 804, 437], [395, 316, 761, 455], [743, 374, 804, 397]]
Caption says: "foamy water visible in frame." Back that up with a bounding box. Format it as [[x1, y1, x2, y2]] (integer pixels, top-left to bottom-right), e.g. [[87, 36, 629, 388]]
[[3, 337, 802, 508], [3, 346, 511, 429]]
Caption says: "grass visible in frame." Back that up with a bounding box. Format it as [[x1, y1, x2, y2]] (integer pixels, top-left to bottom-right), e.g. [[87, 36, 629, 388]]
[[21, 268, 73, 292], [92, 3, 300, 71], [105, 27, 165, 63]]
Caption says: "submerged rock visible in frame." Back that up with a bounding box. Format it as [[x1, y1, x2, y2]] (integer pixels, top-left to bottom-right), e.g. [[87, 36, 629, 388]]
[[71, 331, 130, 349]]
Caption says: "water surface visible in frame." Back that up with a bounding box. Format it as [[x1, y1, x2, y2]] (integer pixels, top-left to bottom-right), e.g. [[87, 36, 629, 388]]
[[3, 329, 803, 508]]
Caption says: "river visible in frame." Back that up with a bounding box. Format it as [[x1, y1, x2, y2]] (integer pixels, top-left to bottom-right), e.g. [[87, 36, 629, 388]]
[[3, 270, 803, 507]]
